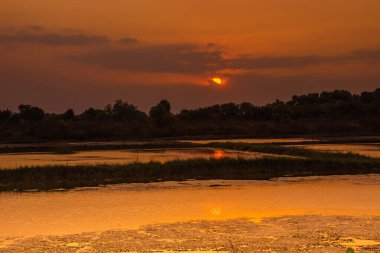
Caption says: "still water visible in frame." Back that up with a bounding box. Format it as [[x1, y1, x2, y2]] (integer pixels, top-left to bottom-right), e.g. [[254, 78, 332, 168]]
[[298, 144, 380, 158], [0, 148, 292, 169], [0, 174, 379, 237], [180, 138, 317, 144]]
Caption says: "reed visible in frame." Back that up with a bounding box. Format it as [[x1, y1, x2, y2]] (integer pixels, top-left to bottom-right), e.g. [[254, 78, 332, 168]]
[[1, 156, 379, 192]]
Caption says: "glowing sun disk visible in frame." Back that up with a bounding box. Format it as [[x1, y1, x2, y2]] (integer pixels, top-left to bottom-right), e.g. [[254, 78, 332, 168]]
[[212, 77, 223, 85]]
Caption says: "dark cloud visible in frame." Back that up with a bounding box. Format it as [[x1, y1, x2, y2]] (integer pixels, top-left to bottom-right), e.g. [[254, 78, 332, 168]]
[[119, 37, 139, 44], [348, 49, 380, 61], [224, 55, 325, 69], [0, 33, 108, 46], [25, 25, 44, 31], [224, 49, 380, 70], [67, 44, 222, 74], [67, 42, 380, 74]]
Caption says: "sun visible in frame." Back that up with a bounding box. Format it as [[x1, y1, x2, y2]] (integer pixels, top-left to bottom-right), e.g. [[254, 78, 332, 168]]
[[212, 77, 223, 85], [207, 76, 226, 86]]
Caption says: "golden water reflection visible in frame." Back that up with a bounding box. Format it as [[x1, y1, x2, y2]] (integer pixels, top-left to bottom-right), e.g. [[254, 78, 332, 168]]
[[180, 138, 318, 144], [298, 144, 380, 158], [0, 148, 292, 169], [1, 174, 379, 237], [340, 237, 380, 250], [213, 150, 225, 159]]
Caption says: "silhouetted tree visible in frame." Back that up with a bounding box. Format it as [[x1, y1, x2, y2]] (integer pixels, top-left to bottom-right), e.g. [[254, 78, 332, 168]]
[[0, 109, 12, 121], [149, 100, 172, 127], [80, 107, 107, 120], [1, 88, 380, 141], [219, 103, 239, 119], [239, 102, 255, 119], [105, 100, 147, 122], [18, 104, 44, 121], [62, 109, 75, 121]]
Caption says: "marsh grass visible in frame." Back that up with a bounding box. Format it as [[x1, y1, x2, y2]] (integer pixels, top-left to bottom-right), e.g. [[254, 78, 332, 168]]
[[1, 153, 379, 191], [52, 145, 76, 154], [1, 137, 380, 154], [0, 141, 197, 154], [208, 142, 377, 161], [1, 141, 379, 192]]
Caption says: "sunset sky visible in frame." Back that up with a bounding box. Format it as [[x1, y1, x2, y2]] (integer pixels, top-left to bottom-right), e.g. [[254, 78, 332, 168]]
[[1, 0, 380, 112]]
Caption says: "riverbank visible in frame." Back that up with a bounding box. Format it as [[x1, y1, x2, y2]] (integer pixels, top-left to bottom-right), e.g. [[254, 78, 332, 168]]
[[1, 135, 380, 154]]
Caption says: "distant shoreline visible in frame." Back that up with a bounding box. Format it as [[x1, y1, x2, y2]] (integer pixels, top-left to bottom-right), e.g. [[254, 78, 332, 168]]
[[0, 135, 380, 153], [1, 89, 380, 142]]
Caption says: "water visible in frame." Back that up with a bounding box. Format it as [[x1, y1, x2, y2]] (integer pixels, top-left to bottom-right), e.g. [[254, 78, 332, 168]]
[[1, 138, 379, 251], [0, 148, 289, 169], [1, 174, 379, 237], [0, 175, 379, 252], [179, 138, 317, 144], [298, 143, 380, 158], [0, 137, 317, 149]]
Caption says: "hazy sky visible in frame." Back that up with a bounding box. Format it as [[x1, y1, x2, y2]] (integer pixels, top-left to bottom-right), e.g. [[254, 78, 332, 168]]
[[1, 0, 380, 112]]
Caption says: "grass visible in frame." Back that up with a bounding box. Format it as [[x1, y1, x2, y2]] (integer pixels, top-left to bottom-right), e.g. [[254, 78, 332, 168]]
[[208, 142, 377, 161], [1, 136, 380, 154], [0, 141, 198, 154], [52, 145, 76, 154], [1, 154, 380, 191], [1, 141, 380, 192]]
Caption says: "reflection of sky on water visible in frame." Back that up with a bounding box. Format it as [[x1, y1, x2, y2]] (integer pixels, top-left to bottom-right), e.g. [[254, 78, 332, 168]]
[[0, 148, 292, 169], [1, 175, 379, 237]]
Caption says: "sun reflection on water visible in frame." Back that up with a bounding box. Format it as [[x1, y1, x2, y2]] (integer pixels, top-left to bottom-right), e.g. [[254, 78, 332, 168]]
[[210, 208, 222, 216], [213, 150, 225, 159]]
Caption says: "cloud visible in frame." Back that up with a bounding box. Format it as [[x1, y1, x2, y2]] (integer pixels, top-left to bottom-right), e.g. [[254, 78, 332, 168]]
[[224, 49, 380, 70], [67, 44, 222, 74], [67, 40, 380, 74], [224, 55, 325, 69], [348, 49, 380, 61], [0, 33, 108, 46], [119, 37, 139, 44], [25, 25, 44, 31]]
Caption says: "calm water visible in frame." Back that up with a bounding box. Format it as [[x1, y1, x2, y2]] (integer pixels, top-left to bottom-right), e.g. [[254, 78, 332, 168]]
[[180, 138, 317, 144], [0, 137, 317, 150], [298, 143, 380, 158], [1, 174, 379, 237], [0, 148, 293, 169]]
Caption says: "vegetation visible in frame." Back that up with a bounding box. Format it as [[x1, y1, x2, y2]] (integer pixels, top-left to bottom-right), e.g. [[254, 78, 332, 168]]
[[0, 89, 380, 142], [1, 145, 380, 191], [0, 140, 199, 154], [208, 142, 376, 162]]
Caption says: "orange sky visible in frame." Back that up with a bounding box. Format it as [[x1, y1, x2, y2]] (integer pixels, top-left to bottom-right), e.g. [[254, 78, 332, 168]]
[[1, 0, 380, 112]]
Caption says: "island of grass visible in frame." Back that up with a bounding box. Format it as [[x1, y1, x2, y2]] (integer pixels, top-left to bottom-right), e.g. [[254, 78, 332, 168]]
[[1, 143, 380, 192]]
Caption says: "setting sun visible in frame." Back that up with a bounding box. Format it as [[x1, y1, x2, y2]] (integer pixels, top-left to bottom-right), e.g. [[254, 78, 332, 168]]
[[1, 1, 379, 252], [211, 77, 223, 85]]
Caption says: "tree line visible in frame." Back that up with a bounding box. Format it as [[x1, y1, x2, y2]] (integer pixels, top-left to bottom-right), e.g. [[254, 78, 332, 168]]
[[1, 89, 379, 141]]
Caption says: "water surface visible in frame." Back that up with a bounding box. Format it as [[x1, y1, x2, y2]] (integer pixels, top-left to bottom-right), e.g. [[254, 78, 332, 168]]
[[1, 174, 379, 237], [298, 143, 380, 158], [180, 138, 317, 144], [0, 148, 287, 169]]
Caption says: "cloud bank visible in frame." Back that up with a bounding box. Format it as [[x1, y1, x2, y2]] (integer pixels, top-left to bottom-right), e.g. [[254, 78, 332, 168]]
[[0, 33, 109, 46]]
